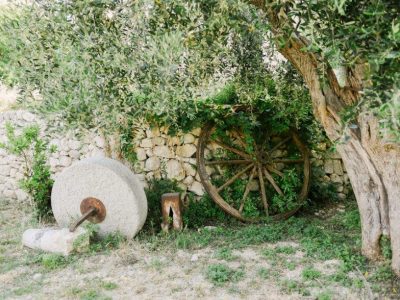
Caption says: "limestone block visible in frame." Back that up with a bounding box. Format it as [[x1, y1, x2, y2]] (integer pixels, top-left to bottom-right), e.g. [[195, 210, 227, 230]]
[[330, 174, 343, 183], [49, 158, 59, 167], [59, 156, 72, 167], [0, 165, 11, 176], [153, 145, 174, 158], [68, 150, 80, 159], [68, 140, 81, 150], [153, 137, 165, 146], [183, 176, 194, 186], [15, 172, 24, 180], [192, 128, 202, 136], [333, 160, 344, 175], [136, 148, 147, 161], [176, 144, 197, 158], [188, 181, 204, 196], [140, 138, 153, 148], [22, 227, 89, 256], [94, 136, 106, 148], [145, 157, 160, 171], [183, 133, 195, 144], [9, 168, 17, 178], [22, 112, 35, 122], [16, 190, 29, 201], [324, 160, 334, 174], [166, 160, 185, 181], [183, 163, 196, 177], [168, 136, 181, 146], [3, 189, 15, 198], [146, 148, 154, 157], [146, 127, 160, 138]]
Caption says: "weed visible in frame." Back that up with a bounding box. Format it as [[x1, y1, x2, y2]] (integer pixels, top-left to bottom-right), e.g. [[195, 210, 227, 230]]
[[275, 245, 297, 255], [257, 267, 270, 279], [317, 291, 333, 300], [40, 254, 73, 270], [206, 264, 245, 286], [101, 281, 118, 291], [90, 231, 125, 252], [214, 248, 235, 261], [302, 267, 322, 280]]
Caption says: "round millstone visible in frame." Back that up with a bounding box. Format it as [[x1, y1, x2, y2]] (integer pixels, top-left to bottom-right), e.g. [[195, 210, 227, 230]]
[[51, 157, 148, 238]]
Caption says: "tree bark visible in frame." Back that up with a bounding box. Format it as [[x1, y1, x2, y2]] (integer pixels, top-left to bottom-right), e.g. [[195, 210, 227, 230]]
[[249, 0, 400, 275]]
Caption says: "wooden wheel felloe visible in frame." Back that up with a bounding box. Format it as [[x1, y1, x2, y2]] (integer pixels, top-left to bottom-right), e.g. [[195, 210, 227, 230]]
[[196, 123, 311, 222]]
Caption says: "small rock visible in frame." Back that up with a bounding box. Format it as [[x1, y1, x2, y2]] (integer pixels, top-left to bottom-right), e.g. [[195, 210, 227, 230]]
[[204, 226, 217, 231], [191, 254, 199, 262], [32, 273, 43, 281]]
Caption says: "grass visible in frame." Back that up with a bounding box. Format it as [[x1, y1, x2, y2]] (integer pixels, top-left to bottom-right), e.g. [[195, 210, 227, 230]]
[[206, 264, 245, 286]]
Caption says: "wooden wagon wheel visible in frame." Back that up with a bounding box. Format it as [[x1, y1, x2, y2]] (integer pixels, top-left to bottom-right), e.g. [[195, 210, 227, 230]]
[[196, 122, 311, 222]]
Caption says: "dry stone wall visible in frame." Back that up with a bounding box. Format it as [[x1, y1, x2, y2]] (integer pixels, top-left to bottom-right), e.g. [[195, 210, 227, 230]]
[[0, 110, 351, 201]]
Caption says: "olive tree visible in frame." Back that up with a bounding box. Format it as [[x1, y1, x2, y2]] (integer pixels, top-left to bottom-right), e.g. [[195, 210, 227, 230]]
[[0, 0, 399, 274]]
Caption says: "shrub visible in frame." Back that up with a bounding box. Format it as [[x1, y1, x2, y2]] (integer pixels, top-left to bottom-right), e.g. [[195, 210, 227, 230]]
[[0, 123, 54, 220]]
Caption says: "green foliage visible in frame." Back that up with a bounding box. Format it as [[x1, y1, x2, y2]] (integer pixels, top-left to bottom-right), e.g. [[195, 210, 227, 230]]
[[271, 169, 301, 213], [302, 267, 322, 280], [183, 194, 229, 228], [206, 263, 245, 285], [214, 247, 236, 261], [40, 254, 73, 270], [0, 123, 53, 220]]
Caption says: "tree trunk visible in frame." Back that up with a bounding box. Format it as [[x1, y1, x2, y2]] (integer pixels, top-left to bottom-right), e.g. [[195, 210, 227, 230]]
[[248, 0, 400, 275]]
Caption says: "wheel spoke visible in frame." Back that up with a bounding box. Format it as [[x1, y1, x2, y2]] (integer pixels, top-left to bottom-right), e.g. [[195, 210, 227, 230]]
[[273, 158, 304, 164], [257, 164, 269, 216], [269, 136, 291, 154], [217, 164, 254, 192], [212, 139, 250, 159], [266, 165, 284, 177], [263, 167, 283, 196], [205, 159, 252, 166], [231, 130, 248, 151], [239, 166, 257, 213]]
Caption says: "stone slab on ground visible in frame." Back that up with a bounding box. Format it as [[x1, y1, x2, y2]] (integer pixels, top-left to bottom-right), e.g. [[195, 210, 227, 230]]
[[22, 227, 89, 256]]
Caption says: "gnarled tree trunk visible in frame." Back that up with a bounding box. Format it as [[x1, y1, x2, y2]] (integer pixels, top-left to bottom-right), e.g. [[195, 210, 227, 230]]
[[249, 0, 400, 275]]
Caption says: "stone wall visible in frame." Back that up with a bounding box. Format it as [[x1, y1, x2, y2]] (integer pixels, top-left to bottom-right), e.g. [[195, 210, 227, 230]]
[[0, 110, 351, 201]]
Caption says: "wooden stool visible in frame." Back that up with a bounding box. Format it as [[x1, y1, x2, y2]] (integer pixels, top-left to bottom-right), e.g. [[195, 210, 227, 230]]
[[161, 192, 183, 232]]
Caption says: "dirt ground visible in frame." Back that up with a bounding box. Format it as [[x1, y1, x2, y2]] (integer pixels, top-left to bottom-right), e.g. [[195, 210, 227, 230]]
[[0, 199, 372, 300]]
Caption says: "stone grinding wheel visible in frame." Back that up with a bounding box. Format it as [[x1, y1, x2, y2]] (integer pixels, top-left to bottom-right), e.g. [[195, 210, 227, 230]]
[[51, 157, 148, 239]]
